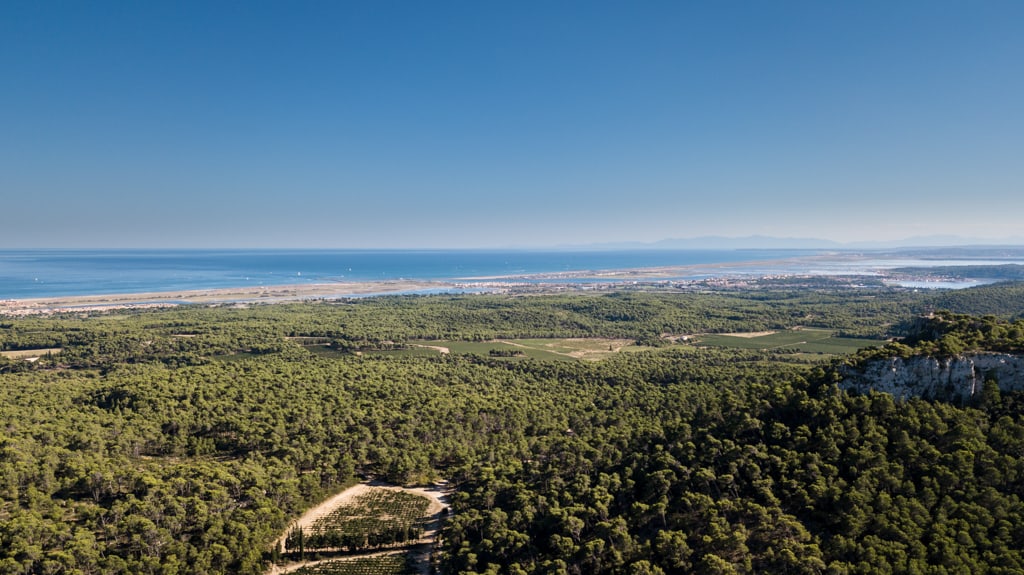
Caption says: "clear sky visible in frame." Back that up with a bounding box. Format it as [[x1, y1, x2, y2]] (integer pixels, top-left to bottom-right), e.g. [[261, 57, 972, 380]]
[[2, 1, 1022, 248]]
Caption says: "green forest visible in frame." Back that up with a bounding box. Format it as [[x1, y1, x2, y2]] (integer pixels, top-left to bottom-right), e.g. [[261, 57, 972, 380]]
[[2, 283, 1024, 574]]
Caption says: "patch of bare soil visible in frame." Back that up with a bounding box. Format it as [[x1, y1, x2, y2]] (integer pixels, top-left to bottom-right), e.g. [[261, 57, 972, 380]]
[[412, 344, 450, 354], [719, 331, 778, 338]]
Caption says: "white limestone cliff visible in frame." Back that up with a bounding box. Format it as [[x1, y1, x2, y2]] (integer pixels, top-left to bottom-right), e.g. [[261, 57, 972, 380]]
[[838, 353, 1024, 402]]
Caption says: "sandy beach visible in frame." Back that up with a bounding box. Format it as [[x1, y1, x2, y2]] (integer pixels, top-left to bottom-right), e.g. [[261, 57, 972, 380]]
[[0, 250, 979, 317], [0, 280, 457, 316], [0, 257, 776, 317], [0, 254, 799, 317]]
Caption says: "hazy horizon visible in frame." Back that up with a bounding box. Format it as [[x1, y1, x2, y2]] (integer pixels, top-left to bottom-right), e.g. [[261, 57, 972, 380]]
[[3, 2, 1022, 249], [4, 235, 1024, 252]]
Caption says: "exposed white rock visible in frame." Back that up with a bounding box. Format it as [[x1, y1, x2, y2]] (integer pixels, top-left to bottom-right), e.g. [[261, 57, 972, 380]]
[[839, 353, 1024, 402]]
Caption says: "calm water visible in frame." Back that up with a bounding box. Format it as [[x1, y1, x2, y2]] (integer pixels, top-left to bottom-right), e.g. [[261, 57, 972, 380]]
[[0, 249, 817, 299]]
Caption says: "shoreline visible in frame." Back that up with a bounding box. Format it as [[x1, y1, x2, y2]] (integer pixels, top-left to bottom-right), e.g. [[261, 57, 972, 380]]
[[0, 256, 811, 314], [0, 255, 821, 315], [1, 251, 1013, 316], [0, 280, 459, 316]]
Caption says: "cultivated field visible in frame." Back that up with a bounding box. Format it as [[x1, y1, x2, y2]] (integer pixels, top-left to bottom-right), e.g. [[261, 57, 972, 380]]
[[697, 328, 883, 355], [269, 483, 448, 575], [368, 338, 649, 361], [299, 489, 430, 551], [0, 347, 62, 360], [287, 554, 412, 575], [285, 329, 881, 363]]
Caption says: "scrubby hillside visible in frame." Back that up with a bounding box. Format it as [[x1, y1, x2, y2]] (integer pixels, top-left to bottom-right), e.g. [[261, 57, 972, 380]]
[[3, 297, 1024, 574], [839, 311, 1024, 402], [443, 312, 1024, 574], [924, 281, 1024, 320]]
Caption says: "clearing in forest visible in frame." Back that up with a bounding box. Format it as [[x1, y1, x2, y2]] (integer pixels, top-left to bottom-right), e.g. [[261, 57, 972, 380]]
[[268, 483, 449, 575], [371, 337, 650, 361], [697, 328, 882, 355], [496, 338, 642, 360], [0, 347, 62, 360], [284, 552, 413, 575], [718, 331, 778, 338]]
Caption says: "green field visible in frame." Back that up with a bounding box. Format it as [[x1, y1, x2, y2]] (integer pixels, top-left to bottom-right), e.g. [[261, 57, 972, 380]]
[[429, 340, 567, 361], [304, 344, 354, 359], [0, 347, 62, 359], [248, 330, 877, 363], [362, 346, 451, 359], [363, 338, 651, 361], [697, 329, 883, 355], [214, 351, 261, 362], [363, 332, 884, 361], [289, 555, 413, 575], [300, 489, 430, 551]]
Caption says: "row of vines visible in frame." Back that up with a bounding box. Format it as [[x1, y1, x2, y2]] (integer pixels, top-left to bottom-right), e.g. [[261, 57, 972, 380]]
[[285, 490, 431, 554], [289, 554, 416, 575]]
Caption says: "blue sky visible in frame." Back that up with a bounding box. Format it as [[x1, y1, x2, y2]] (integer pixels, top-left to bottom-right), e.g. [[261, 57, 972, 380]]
[[2, 1, 1022, 248]]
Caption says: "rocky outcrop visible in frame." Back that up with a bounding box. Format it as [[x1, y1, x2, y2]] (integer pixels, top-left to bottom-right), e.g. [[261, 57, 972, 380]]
[[839, 353, 1024, 402]]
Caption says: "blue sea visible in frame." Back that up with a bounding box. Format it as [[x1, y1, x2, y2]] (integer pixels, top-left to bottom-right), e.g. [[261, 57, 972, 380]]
[[0, 249, 817, 299]]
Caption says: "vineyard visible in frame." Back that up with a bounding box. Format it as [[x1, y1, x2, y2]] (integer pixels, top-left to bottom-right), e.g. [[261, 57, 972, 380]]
[[289, 555, 416, 575], [285, 489, 431, 553]]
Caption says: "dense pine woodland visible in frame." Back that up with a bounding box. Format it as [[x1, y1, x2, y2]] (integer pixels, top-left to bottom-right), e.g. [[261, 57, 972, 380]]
[[2, 283, 1024, 574]]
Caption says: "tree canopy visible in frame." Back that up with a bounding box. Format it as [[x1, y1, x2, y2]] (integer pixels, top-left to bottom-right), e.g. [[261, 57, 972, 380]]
[[1, 285, 1023, 574]]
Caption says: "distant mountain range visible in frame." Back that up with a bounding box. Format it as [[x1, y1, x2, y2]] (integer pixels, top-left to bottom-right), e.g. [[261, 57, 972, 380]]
[[563, 235, 1024, 250]]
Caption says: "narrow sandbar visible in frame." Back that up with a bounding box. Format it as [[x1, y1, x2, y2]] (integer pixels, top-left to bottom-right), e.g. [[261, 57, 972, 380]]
[[0, 280, 455, 316]]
